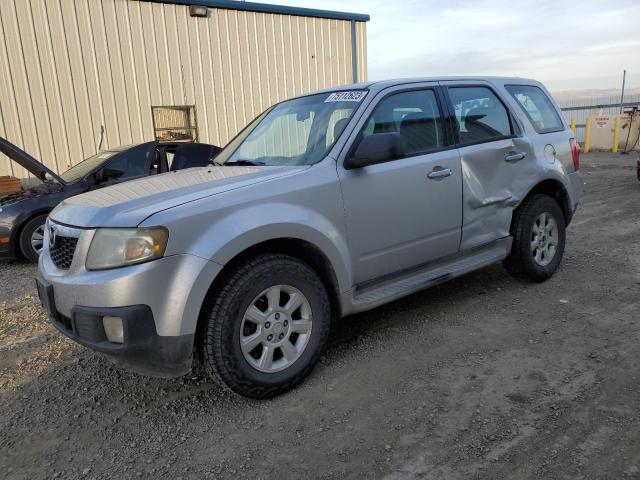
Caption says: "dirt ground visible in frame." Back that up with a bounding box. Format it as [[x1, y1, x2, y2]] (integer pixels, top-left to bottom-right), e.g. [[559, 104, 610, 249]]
[[1, 151, 639, 479]]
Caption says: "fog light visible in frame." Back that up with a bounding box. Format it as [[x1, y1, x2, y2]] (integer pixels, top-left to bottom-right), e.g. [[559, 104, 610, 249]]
[[103, 316, 124, 343]]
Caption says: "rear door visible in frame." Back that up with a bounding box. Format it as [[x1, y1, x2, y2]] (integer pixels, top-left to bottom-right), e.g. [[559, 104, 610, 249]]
[[337, 84, 462, 285], [440, 81, 535, 251]]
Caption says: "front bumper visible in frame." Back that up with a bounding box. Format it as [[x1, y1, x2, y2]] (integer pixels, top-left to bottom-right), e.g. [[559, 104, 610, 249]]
[[37, 278, 193, 377], [38, 225, 223, 377], [0, 225, 16, 260]]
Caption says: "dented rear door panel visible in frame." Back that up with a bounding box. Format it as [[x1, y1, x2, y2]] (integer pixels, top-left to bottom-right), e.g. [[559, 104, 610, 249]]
[[458, 136, 536, 249]]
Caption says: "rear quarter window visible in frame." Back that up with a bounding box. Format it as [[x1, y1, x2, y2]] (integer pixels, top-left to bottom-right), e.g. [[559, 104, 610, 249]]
[[505, 85, 564, 133]]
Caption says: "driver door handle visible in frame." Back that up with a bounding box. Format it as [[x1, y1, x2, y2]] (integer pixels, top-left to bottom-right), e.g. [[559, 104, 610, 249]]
[[504, 151, 527, 162], [427, 167, 452, 180]]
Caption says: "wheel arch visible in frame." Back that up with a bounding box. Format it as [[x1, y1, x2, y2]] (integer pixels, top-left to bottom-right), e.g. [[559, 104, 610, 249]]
[[13, 209, 51, 258], [194, 237, 344, 357], [516, 178, 572, 227]]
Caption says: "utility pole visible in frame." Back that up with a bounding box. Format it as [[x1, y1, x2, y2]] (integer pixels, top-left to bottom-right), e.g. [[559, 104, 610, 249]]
[[619, 69, 626, 114]]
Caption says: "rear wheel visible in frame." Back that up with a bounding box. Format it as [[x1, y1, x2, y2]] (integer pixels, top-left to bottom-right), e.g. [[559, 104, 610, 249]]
[[19, 214, 48, 263], [201, 254, 330, 399], [504, 194, 565, 282]]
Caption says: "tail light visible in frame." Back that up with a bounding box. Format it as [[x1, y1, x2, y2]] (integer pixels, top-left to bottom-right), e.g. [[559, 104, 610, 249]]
[[569, 138, 580, 171]]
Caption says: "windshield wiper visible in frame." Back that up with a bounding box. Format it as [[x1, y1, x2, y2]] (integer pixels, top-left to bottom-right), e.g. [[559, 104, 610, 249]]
[[224, 159, 265, 166]]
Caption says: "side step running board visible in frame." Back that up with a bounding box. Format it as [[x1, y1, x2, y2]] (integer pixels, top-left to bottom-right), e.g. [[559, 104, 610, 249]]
[[351, 238, 512, 313]]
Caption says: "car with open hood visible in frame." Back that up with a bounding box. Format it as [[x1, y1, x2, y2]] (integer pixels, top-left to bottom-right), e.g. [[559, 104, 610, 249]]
[[0, 138, 221, 262], [37, 77, 582, 398]]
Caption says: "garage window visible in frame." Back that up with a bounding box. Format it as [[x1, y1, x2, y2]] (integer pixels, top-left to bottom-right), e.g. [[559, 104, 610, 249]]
[[152, 106, 198, 142]]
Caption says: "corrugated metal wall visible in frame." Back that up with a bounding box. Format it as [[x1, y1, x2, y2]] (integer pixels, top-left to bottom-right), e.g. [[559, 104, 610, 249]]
[[0, 0, 368, 178]]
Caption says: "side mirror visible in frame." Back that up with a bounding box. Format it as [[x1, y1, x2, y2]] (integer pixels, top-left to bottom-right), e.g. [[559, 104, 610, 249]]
[[96, 167, 124, 184], [345, 133, 404, 170]]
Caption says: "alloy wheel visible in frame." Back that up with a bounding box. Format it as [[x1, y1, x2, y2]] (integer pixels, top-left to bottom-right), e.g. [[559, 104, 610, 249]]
[[239, 284, 313, 373], [530, 212, 558, 267]]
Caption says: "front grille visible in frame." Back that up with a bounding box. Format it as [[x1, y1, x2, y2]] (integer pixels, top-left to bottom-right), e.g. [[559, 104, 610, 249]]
[[50, 235, 78, 269]]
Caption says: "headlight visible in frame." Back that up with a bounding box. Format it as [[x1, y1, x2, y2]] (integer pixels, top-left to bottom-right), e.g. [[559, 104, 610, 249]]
[[86, 227, 168, 270]]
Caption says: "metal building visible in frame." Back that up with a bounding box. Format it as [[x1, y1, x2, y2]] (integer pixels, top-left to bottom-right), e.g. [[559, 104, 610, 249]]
[[0, 0, 369, 178]]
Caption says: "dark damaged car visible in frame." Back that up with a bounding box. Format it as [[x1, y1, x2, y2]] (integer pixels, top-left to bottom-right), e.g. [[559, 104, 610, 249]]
[[0, 138, 221, 262]]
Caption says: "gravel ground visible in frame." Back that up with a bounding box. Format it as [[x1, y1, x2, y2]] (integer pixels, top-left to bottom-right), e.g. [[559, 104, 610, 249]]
[[1, 151, 640, 479]]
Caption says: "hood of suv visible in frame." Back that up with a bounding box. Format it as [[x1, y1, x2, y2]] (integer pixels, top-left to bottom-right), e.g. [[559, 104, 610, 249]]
[[49, 165, 308, 227], [0, 137, 65, 185]]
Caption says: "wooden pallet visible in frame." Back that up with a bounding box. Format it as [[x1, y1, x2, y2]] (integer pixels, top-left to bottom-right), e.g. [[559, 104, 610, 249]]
[[0, 176, 22, 195]]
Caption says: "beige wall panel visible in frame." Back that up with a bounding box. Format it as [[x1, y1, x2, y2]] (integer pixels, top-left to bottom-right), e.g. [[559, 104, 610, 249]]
[[114, 0, 145, 142], [138, 2, 162, 107], [358, 21, 367, 82], [102, 0, 134, 146], [42, 0, 84, 169], [31, 0, 70, 172], [4, 0, 41, 179], [0, 5, 21, 177], [226, 10, 246, 129], [206, 13, 231, 142], [59, 0, 98, 161], [255, 14, 274, 109], [174, 7, 196, 106], [74, 0, 108, 157], [188, 19, 212, 143], [87, 0, 122, 148], [163, 5, 186, 104], [15, 0, 61, 177], [0, 0, 368, 177], [243, 13, 261, 116]]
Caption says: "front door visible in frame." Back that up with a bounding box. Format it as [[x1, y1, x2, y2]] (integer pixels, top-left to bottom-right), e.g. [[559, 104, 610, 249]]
[[337, 86, 462, 285]]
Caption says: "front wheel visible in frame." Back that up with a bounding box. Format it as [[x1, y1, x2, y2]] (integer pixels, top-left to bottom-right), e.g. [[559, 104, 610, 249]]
[[201, 254, 331, 399], [504, 194, 566, 282], [19, 214, 48, 263]]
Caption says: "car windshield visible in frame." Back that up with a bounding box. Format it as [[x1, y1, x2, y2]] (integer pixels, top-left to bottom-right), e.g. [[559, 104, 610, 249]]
[[59, 151, 117, 183], [216, 91, 367, 166]]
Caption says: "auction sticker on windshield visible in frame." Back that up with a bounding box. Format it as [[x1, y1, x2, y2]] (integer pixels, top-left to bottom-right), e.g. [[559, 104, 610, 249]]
[[325, 91, 367, 102]]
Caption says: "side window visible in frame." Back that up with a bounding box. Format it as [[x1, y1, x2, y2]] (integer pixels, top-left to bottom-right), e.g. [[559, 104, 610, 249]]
[[505, 85, 564, 133], [448, 86, 512, 145], [362, 89, 445, 156], [170, 143, 217, 171], [103, 144, 153, 181]]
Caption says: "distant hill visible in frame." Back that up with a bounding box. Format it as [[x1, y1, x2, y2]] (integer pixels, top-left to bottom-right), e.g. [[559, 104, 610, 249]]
[[552, 88, 640, 102]]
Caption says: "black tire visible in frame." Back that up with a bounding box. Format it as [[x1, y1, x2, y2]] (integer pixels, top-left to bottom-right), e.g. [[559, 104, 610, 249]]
[[504, 194, 566, 282], [201, 253, 331, 399], [19, 214, 48, 263]]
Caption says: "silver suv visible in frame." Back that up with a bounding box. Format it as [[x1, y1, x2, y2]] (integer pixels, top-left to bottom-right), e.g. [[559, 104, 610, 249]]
[[37, 77, 582, 398]]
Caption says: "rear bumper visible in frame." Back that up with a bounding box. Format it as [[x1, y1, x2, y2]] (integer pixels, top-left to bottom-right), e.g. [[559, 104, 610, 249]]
[[36, 279, 194, 377]]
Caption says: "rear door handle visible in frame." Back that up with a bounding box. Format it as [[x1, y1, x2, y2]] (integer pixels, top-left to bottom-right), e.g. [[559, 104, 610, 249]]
[[427, 167, 452, 180], [504, 151, 527, 162]]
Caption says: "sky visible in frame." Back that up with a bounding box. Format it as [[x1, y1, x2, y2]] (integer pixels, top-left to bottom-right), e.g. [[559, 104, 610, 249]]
[[261, 0, 640, 93]]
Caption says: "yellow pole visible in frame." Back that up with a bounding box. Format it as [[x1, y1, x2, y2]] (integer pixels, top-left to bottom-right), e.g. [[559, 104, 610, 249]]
[[612, 116, 620, 153], [570, 119, 576, 134], [584, 117, 591, 153]]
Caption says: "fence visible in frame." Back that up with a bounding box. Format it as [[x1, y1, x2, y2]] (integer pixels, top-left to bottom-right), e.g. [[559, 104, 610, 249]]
[[558, 94, 640, 145]]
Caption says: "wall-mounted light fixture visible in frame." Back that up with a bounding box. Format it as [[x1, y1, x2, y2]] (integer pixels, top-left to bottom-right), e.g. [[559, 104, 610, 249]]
[[189, 5, 208, 17]]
